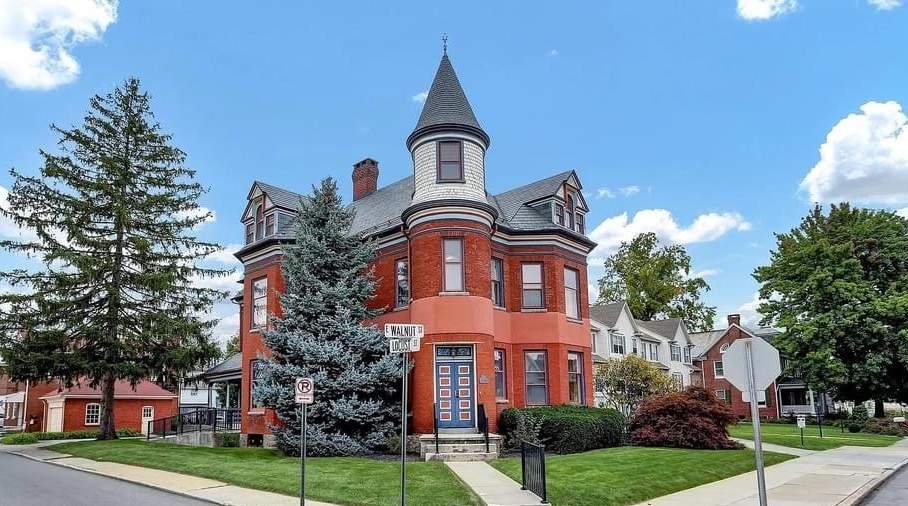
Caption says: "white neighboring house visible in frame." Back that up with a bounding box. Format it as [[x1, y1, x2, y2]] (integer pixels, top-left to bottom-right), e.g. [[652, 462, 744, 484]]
[[635, 318, 697, 389], [589, 301, 697, 408], [179, 374, 218, 413]]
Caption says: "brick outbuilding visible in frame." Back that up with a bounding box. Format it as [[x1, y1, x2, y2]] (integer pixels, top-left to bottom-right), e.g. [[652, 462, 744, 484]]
[[39, 380, 177, 434]]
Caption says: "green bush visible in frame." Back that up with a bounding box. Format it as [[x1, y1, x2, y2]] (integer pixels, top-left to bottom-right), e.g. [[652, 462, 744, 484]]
[[1, 433, 39, 445], [863, 418, 908, 436], [25, 428, 142, 441], [214, 432, 241, 448], [499, 405, 624, 454], [848, 405, 870, 433]]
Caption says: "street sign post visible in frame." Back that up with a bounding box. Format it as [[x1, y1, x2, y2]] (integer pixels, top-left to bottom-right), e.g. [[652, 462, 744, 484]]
[[723, 337, 781, 506], [295, 378, 314, 506], [385, 324, 423, 506]]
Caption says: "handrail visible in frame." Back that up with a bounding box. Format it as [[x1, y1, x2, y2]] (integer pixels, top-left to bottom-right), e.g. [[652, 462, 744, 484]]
[[520, 440, 548, 503], [146, 408, 240, 441], [478, 404, 490, 453], [432, 402, 439, 454]]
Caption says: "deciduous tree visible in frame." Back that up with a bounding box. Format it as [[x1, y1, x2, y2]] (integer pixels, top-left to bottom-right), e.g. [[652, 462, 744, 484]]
[[594, 354, 676, 418], [755, 204, 908, 416], [597, 232, 716, 331]]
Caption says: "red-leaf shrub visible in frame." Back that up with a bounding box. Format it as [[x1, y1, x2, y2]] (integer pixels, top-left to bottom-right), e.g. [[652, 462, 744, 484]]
[[630, 387, 742, 449]]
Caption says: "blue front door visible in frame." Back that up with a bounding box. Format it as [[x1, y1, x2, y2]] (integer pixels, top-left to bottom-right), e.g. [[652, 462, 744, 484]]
[[436, 346, 475, 429]]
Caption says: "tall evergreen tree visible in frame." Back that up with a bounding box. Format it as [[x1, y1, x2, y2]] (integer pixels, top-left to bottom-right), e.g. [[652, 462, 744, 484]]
[[755, 204, 908, 415], [255, 178, 403, 456], [0, 78, 226, 439], [597, 232, 716, 331]]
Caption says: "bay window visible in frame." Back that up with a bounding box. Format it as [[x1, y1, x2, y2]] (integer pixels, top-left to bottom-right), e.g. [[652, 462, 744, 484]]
[[524, 351, 548, 405], [443, 238, 464, 292], [564, 268, 580, 320], [521, 263, 544, 309]]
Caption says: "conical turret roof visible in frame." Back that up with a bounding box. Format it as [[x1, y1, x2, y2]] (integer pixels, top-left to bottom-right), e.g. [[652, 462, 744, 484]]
[[407, 54, 490, 149]]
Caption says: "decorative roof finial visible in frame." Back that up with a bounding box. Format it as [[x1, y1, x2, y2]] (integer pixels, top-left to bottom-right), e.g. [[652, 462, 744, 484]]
[[442, 33, 448, 55]]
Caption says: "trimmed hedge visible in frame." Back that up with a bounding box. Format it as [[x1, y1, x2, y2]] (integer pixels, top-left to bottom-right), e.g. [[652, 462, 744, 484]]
[[1, 433, 39, 445], [499, 405, 624, 454], [1, 428, 142, 444], [214, 432, 241, 448]]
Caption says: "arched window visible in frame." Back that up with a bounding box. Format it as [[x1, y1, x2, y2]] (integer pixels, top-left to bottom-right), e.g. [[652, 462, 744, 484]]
[[254, 203, 264, 240], [567, 194, 575, 230]]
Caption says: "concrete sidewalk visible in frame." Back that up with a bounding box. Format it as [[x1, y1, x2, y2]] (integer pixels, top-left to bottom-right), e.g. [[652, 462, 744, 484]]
[[733, 437, 818, 457], [1, 442, 336, 506], [639, 440, 908, 506], [446, 461, 544, 506]]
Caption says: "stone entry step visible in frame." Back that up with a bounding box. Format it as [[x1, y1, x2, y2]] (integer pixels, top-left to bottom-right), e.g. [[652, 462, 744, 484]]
[[418, 433, 503, 461]]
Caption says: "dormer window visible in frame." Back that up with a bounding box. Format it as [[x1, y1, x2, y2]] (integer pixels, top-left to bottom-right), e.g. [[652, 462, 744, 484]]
[[265, 213, 275, 236], [437, 141, 464, 182], [254, 203, 264, 241], [577, 213, 585, 234], [567, 194, 576, 229], [245, 222, 255, 244], [554, 204, 565, 226]]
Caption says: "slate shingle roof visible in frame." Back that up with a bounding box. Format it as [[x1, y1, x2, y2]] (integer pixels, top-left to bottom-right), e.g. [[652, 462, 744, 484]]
[[349, 176, 414, 236], [636, 318, 682, 339], [254, 181, 303, 211], [494, 170, 573, 224], [589, 302, 625, 328], [413, 54, 484, 136]]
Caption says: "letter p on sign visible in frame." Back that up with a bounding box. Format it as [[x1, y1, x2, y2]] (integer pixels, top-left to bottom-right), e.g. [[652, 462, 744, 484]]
[[295, 377, 314, 404]]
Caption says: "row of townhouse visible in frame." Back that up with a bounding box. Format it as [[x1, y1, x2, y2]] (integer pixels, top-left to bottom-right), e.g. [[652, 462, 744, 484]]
[[589, 302, 698, 410], [589, 306, 832, 420]]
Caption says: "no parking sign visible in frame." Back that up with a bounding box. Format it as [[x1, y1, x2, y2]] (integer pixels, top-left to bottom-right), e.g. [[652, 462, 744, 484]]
[[295, 377, 314, 404]]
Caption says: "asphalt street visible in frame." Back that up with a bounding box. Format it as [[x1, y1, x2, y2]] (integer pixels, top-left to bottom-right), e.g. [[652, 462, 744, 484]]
[[0, 451, 212, 506], [861, 464, 908, 505]]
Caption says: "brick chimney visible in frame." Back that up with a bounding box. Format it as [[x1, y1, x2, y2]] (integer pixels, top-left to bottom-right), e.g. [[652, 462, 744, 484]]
[[352, 158, 379, 201], [727, 314, 741, 327]]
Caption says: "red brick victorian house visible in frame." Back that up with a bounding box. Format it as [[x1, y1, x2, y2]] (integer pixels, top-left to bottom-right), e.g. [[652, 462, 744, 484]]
[[234, 53, 597, 447]]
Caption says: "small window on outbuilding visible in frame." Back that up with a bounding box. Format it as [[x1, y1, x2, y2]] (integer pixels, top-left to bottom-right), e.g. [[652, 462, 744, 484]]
[[85, 403, 101, 425]]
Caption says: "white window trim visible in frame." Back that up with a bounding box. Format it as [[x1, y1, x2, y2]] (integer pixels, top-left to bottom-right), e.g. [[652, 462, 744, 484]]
[[610, 333, 626, 355], [85, 402, 101, 426], [670, 344, 682, 362], [714, 360, 725, 378]]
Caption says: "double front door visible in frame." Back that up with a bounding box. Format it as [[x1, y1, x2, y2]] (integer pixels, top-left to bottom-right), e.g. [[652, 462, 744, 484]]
[[435, 345, 475, 429]]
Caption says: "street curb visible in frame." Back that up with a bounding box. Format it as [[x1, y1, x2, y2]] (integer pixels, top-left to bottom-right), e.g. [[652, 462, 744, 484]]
[[838, 456, 908, 506], [5, 449, 224, 505]]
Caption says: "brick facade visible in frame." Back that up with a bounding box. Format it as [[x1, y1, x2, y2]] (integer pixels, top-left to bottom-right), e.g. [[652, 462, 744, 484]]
[[697, 325, 779, 420], [59, 398, 176, 433]]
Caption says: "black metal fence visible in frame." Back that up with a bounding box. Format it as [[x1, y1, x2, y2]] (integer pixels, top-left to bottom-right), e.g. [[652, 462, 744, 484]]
[[147, 408, 240, 440], [478, 404, 490, 453], [520, 441, 548, 503]]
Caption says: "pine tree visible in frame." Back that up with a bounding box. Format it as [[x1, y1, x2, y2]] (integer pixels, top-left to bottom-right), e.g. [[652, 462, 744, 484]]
[[255, 178, 403, 456], [0, 78, 226, 439]]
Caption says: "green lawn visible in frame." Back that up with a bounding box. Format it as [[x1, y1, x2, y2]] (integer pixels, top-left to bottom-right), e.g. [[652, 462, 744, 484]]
[[490, 446, 794, 506], [728, 422, 902, 451], [51, 440, 479, 506]]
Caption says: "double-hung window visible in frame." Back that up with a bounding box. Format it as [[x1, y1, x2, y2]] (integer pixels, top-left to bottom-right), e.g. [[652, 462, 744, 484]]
[[567, 352, 584, 404], [255, 204, 264, 241], [670, 344, 682, 362], [646, 342, 659, 361], [437, 141, 464, 182], [524, 351, 548, 406], [591, 332, 598, 353], [715, 389, 729, 403], [554, 204, 565, 226], [252, 278, 268, 329], [265, 213, 275, 236], [443, 239, 464, 292], [494, 349, 507, 400], [714, 360, 725, 378], [577, 213, 585, 234], [564, 268, 580, 319], [491, 258, 505, 307], [250, 359, 266, 409], [672, 372, 684, 388], [521, 263, 544, 309], [245, 223, 255, 244], [683, 347, 692, 364], [395, 259, 410, 308], [84, 403, 100, 425], [611, 333, 626, 355]]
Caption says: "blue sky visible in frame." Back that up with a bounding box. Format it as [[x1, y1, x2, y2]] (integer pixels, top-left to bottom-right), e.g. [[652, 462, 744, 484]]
[[2, 1, 907, 342]]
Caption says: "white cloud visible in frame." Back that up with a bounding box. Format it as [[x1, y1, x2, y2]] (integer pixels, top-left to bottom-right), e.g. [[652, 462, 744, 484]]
[[205, 243, 242, 265], [897, 207, 908, 218], [868, 0, 902, 10], [212, 311, 239, 345], [688, 268, 720, 279], [0, 185, 37, 242], [595, 188, 616, 199], [619, 185, 640, 197], [737, 0, 797, 20], [735, 292, 765, 328], [589, 209, 751, 259], [176, 206, 216, 229], [547, 49, 559, 57], [412, 91, 428, 104], [0, 0, 118, 90], [800, 101, 908, 205]]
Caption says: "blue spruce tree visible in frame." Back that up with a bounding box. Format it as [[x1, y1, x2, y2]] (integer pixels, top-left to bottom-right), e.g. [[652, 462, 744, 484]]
[[255, 178, 403, 456]]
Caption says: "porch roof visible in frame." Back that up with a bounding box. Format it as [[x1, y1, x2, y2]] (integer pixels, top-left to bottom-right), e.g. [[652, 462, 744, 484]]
[[199, 353, 242, 382]]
